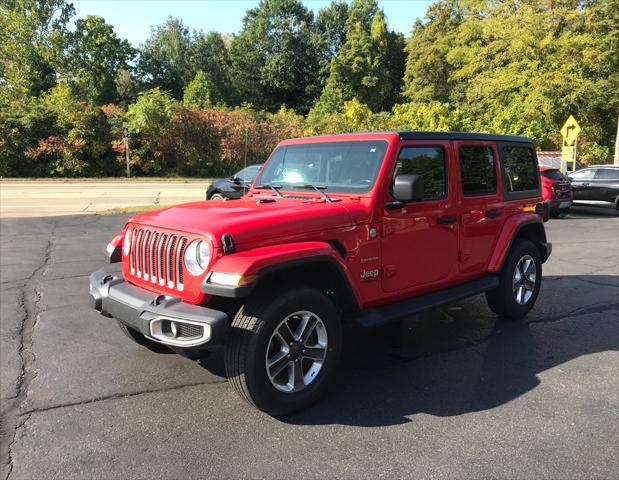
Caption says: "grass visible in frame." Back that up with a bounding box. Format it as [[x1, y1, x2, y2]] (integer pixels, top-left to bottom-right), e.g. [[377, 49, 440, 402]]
[[96, 204, 173, 215]]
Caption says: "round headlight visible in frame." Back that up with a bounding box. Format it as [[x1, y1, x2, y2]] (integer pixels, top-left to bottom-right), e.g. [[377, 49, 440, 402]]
[[123, 228, 132, 255], [184, 240, 211, 275]]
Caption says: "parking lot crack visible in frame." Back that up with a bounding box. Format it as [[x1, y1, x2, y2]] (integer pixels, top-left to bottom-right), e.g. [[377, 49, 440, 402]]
[[2, 222, 56, 480], [20, 380, 226, 416]]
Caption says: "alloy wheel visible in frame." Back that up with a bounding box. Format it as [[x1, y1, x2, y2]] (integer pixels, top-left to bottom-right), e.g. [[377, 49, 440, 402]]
[[265, 310, 328, 393]]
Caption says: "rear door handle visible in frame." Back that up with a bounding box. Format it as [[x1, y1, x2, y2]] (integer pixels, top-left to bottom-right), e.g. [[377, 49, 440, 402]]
[[582, 182, 590, 186], [485, 209, 502, 218], [437, 215, 457, 224]]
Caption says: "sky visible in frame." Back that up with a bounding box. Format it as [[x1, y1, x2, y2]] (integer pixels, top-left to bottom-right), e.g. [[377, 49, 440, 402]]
[[72, 0, 434, 47]]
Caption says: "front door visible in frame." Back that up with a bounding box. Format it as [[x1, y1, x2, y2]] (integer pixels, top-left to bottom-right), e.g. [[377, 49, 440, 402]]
[[455, 141, 506, 278], [381, 141, 459, 293], [569, 168, 596, 200]]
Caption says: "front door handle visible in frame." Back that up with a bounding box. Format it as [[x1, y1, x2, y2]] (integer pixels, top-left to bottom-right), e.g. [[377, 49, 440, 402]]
[[581, 182, 590, 186], [485, 209, 502, 218], [437, 215, 457, 224]]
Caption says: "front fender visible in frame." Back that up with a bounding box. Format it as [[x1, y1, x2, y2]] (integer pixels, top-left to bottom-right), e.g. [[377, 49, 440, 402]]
[[203, 241, 359, 306], [105, 231, 124, 263], [487, 213, 547, 272]]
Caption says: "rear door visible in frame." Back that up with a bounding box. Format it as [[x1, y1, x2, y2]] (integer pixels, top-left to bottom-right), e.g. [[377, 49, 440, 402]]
[[454, 141, 506, 278], [592, 168, 619, 202], [381, 141, 459, 293]]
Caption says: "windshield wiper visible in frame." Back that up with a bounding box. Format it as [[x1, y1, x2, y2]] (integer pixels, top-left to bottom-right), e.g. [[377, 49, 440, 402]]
[[293, 184, 335, 203], [254, 184, 283, 197]]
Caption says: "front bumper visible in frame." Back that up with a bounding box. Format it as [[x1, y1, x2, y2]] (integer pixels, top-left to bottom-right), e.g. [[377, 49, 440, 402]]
[[89, 270, 229, 348]]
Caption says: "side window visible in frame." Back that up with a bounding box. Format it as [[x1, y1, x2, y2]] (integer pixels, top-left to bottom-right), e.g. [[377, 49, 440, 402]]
[[394, 147, 446, 200], [595, 168, 619, 180], [459, 146, 497, 196], [501, 145, 538, 193], [569, 169, 595, 180]]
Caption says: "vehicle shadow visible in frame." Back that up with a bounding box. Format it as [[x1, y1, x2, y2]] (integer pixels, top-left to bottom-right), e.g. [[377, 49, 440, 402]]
[[567, 204, 619, 218], [200, 274, 617, 426]]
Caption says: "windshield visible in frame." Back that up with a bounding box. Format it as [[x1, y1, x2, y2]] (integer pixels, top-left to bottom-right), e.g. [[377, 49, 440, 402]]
[[235, 165, 261, 182], [255, 140, 388, 194]]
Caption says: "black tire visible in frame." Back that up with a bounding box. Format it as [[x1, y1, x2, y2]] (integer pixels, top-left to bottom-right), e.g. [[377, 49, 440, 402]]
[[117, 321, 173, 354], [209, 192, 225, 200], [224, 286, 342, 416], [486, 239, 542, 320]]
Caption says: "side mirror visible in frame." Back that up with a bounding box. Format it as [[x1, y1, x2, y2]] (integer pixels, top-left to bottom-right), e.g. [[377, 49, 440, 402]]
[[393, 174, 424, 202], [231, 176, 241, 184]]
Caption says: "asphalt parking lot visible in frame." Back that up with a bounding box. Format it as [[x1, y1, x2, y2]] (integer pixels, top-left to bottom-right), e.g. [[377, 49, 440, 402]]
[[1, 205, 618, 479]]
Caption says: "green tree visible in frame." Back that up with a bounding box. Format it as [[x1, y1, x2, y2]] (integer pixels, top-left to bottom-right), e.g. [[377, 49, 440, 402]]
[[65, 15, 135, 104], [314, 1, 349, 83], [229, 0, 320, 112], [327, 6, 401, 112], [137, 17, 193, 99], [0, 0, 74, 97], [183, 70, 212, 108], [402, 0, 618, 154], [192, 31, 233, 105]]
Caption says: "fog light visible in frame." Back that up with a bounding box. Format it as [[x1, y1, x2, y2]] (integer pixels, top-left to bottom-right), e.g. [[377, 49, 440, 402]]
[[162, 320, 179, 338]]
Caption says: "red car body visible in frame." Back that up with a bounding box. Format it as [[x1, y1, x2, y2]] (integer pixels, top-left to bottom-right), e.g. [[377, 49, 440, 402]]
[[539, 165, 573, 216], [93, 131, 552, 414]]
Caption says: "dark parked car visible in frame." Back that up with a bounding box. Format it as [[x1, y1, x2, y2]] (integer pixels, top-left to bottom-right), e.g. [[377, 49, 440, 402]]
[[206, 164, 262, 200], [568, 165, 619, 210]]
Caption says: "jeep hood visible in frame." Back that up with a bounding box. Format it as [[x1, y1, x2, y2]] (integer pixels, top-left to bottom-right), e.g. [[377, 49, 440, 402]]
[[128, 197, 370, 247]]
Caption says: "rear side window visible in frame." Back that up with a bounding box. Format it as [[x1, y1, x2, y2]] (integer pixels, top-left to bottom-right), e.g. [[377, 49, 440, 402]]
[[394, 147, 446, 200], [541, 169, 568, 181], [595, 168, 619, 180], [501, 145, 539, 194], [459, 146, 496, 196]]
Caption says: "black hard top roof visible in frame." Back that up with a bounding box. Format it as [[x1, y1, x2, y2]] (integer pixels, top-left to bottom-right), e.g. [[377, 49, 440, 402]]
[[398, 131, 533, 143]]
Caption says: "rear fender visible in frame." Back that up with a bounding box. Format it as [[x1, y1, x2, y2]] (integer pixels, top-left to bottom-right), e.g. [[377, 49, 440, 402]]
[[488, 213, 549, 272]]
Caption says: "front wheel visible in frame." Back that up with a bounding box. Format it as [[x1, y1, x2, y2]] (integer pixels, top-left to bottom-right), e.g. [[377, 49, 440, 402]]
[[486, 239, 542, 320], [224, 286, 342, 416], [209, 192, 225, 200]]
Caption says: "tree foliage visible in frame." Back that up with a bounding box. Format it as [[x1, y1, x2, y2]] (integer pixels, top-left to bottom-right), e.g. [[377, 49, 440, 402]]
[[229, 0, 321, 112], [0, 0, 616, 178]]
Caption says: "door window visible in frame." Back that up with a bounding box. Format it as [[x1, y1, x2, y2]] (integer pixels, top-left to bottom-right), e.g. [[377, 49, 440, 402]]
[[501, 145, 538, 194], [394, 147, 446, 200], [569, 169, 596, 180], [459, 146, 497, 196], [595, 168, 619, 180]]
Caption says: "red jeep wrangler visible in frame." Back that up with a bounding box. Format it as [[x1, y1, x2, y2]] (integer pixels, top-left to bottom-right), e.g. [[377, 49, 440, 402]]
[[90, 132, 551, 416]]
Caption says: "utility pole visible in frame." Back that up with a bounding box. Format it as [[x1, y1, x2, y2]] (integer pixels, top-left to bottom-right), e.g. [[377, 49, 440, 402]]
[[614, 114, 619, 166], [243, 128, 248, 195], [122, 122, 131, 178]]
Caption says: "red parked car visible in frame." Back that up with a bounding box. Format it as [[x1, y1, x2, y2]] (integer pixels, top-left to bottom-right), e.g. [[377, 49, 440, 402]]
[[90, 132, 551, 416], [539, 166, 572, 217]]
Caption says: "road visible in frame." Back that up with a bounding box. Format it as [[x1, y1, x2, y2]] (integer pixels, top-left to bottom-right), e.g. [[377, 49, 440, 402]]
[[1, 205, 618, 479], [0, 181, 210, 217]]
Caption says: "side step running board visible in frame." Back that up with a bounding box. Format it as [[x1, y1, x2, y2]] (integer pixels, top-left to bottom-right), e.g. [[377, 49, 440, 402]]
[[355, 275, 499, 328]]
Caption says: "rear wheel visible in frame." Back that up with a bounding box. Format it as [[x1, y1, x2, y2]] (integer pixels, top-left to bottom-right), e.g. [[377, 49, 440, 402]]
[[224, 286, 342, 416], [486, 240, 542, 320], [209, 192, 225, 200]]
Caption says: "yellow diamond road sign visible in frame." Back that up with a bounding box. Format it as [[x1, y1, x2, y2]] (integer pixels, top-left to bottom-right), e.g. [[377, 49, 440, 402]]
[[560, 115, 581, 146]]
